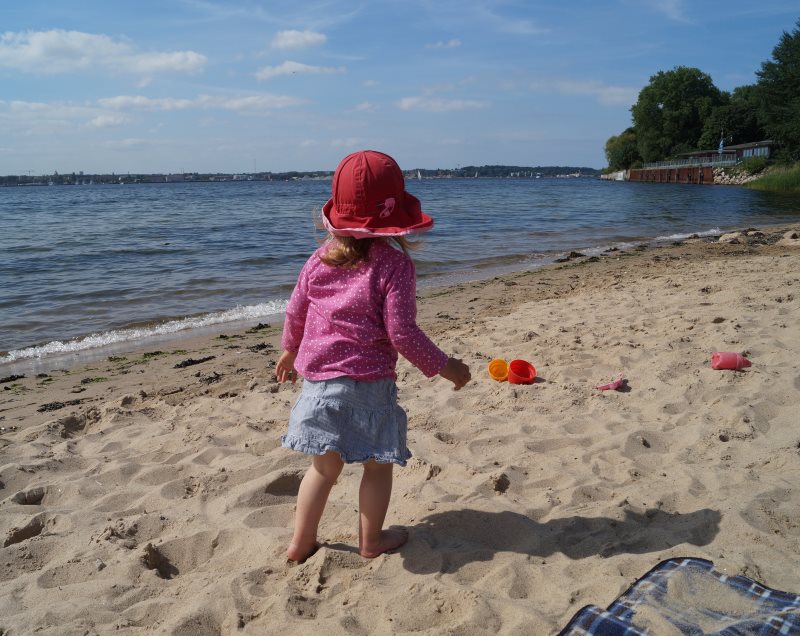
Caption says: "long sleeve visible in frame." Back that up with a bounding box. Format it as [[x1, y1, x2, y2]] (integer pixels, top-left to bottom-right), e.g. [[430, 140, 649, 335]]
[[382, 256, 448, 377], [281, 262, 311, 353]]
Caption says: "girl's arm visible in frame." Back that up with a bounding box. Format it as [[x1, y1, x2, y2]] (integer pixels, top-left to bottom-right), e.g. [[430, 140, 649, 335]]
[[383, 257, 470, 388], [277, 261, 311, 383], [281, 262, 312, 354]]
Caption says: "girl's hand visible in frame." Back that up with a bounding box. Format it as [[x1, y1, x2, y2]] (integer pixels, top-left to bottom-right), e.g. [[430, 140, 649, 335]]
[[276, 350, 299, 383], [439, 357, 471, 390]]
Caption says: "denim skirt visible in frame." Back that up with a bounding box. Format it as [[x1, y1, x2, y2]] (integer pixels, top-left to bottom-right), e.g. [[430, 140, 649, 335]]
[[281, 377, 412, 466]]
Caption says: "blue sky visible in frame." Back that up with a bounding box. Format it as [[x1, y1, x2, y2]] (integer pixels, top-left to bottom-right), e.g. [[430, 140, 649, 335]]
[[0, 1, 796, 174]]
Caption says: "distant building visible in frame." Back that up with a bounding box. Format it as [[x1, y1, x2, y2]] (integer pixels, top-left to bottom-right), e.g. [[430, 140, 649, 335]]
[[628, 140, 775, 185], [679, 140, 774, 163]]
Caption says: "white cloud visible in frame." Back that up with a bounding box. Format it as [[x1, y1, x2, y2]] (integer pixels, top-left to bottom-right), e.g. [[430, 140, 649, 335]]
[[4, 99, 97, 119], [479, 8, 547, 35], [102, 138, 156, 149], [397, 96, 488, 112], [426, 39, 461, 49], [126, 51, 206, 74], [99, 93, 305, 111], [88, 114, 130, 128], [255, 60, 344, 81], [363, 79, 379, 87], [212, 94, 305, 110], [0, 99, 110, 135], [0, 29, 206, 75], [354, 102, 376, 113], [516, 78, 639, 107], [553, 80, 638, 106], [8, 100, 50, 112], [271, 30, 326, 49], [648, 0, 690, 22], [98, 96, 195, 110], [331, 137, 363, 148]]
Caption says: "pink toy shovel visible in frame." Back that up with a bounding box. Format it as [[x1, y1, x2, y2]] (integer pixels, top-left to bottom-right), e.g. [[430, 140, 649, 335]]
[[595, 373, 625, 391], [711, 352, 751, 371]]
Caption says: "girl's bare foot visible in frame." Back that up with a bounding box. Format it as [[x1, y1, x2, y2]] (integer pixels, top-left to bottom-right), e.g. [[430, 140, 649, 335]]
[[286, 541, 320, 563], [359, 527, 408, 558]]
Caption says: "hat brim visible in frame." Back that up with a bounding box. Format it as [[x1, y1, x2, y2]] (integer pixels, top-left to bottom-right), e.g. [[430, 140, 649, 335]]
[[321, 191, 434, 238]]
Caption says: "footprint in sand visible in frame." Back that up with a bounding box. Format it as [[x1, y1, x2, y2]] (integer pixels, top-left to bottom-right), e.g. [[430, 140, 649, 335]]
[[569, 483, 615, 506], [37, 556, 113, 590], [748, 400, 776, 435], [286, 592, 320, 619], [166, 608, 224, 634], [740, 488, 800, 538], [622, 430, 668, 459], [139, 530, 218, 580], [4, 515, 46, 547], [383, 584, 499, 632], [0, 535, 61, 582], [49, 413, 90, 438], [11, 486, 47, 505], [159, 470, 234, 500], [4, 513, 71, 548], [240, 470, 303, 506], [290, 548, 368, 597], [283, 549, 372, 619], [135, 464, 184, 487], [232, 565, 287, 599], [191, 447, 233, 466], [91, 489, 149, 514], [237, 470, 303, 528]]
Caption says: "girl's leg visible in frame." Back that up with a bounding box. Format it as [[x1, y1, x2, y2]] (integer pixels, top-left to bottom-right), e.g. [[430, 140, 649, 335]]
[[358, 460, 408, 558], [287, 451, 344, 561]]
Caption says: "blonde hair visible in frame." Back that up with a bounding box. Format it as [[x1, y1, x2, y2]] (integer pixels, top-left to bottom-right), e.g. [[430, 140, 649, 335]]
[[319, 235, 419, 267]]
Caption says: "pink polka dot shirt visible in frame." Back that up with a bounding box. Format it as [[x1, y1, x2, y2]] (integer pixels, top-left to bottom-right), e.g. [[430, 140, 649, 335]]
[[281, 240, 448, 382]]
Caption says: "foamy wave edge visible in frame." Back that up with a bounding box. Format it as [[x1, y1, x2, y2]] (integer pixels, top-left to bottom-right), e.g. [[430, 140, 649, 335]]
[[1, 300, 288, 363], [654, 227, 721, 241], [558, 228, 722, 260]]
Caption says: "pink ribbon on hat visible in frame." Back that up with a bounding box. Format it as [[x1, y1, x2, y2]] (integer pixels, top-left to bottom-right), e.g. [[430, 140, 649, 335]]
[[378, 197, 395, 218]]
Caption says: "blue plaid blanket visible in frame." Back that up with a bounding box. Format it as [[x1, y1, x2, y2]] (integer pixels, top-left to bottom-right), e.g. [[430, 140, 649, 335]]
[[559, 558, 800, 635]]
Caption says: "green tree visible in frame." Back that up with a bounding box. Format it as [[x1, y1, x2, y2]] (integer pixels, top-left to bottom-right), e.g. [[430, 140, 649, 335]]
[[698, 85, 766, 150], [631, 66, 725, 162], [756, 19, 800, 161], [605, 127, 641, 170]]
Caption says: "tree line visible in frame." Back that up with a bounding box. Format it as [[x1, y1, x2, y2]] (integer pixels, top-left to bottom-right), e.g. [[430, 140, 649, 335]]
[[605, 18, 800, 170]]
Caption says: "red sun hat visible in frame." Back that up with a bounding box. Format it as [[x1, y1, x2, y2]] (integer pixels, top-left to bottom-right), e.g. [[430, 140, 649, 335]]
[[322, 150, 434, 237]]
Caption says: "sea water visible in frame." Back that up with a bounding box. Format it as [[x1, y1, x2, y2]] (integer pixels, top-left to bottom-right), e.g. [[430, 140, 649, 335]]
[[1, 178, 799, 368]]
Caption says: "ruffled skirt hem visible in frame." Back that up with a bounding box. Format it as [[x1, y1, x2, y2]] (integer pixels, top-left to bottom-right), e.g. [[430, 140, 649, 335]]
[[281, 435, 411, 467]]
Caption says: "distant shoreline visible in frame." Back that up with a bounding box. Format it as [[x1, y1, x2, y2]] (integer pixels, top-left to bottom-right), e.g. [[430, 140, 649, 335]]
[[0, 165, 601, 187]]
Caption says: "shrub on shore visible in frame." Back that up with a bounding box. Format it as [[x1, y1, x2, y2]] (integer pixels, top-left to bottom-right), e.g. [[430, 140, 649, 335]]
[[741, 157, 768, 174], [745, 163, 800, 191]]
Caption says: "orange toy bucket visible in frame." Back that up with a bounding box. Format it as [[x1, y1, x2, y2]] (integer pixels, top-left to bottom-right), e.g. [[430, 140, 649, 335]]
[[488, 358, 509, 382]]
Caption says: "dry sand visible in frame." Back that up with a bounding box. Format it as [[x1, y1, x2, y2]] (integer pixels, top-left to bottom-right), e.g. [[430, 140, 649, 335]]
[[1, 225, 799, 635]]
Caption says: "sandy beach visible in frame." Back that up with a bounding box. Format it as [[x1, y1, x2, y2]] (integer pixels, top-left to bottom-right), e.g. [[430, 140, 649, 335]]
[[1, 224, 799, 635]]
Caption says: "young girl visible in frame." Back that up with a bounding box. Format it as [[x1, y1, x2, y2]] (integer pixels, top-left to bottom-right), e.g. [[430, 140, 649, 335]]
[[276, 150, 471, 562]]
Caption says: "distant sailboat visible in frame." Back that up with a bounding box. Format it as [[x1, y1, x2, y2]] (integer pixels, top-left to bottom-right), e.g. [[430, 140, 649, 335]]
[[417, 170, 422, 180]]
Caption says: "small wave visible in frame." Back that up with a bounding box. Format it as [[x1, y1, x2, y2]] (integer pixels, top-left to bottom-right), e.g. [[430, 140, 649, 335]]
[[1, 300, 288, 363], [568, 228, 723, 259], [654, 227, 721, 241]]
